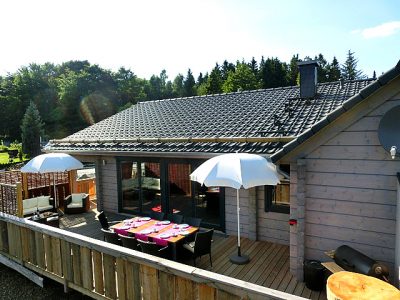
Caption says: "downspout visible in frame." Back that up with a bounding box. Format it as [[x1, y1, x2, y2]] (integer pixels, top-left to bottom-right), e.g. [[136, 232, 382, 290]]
[[395, 172, 400, 287], [95, 158, 103, 212], [255, 186, 259, 241]]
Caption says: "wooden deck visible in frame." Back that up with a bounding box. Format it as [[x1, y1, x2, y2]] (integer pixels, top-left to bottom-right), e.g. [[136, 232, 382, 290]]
[[60, 210, 326, 300]]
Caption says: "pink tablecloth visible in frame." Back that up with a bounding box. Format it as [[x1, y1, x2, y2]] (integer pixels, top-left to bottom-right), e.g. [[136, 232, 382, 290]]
[[152, 226, 192, 246], [113, 218, 152, 236], [135, 222, 171, 241]]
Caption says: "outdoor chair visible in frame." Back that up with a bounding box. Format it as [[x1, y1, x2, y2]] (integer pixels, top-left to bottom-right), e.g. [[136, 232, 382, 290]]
[[150, 211, 165, 221], [101, 228, 121, 245], [97, 211, 121, 230], [63, 193, 90, 214], [137, 239, 169, 258], [184, 216, 202, 227], [118, 234, 139, 250], [168, 213, 183, 224], [183, 228, 214, 267]]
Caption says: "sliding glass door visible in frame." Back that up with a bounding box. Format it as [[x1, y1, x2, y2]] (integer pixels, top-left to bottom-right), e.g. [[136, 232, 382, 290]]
[[118, 157, 224, 231]]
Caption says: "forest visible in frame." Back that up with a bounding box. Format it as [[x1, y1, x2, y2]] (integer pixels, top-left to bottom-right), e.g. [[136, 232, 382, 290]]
[[0, 50, 367, 143]]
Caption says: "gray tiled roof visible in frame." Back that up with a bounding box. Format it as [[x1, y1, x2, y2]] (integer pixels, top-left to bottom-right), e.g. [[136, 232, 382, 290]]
[[46, 79, 375, 155]]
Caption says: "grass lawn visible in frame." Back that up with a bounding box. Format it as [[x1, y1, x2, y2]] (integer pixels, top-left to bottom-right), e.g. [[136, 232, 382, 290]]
[[0, 152, 23, 164]]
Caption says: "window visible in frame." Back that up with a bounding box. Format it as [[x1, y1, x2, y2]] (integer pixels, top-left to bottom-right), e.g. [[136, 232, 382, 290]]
[[265, 165, 290, 214]]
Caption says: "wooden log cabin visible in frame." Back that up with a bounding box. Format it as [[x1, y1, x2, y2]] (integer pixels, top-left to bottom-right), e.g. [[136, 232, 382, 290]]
[[45, 59, 400, 285]]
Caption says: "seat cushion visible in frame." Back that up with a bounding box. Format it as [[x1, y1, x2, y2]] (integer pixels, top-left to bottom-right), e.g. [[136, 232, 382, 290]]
[[24, 207, 37, 215], [38, 205, 53, 212], [67, 202, 83, 208], [23, 198, 38, 209], [183, 242, 195, 253], [71, 194, 83, 204], [37, 196, 50, 207]]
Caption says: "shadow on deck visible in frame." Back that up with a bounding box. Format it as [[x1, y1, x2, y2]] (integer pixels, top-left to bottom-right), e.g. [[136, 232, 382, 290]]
[[60, 209, 326, 300]]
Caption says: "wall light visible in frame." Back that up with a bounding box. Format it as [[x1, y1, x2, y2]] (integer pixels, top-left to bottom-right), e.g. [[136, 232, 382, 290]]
[[390, 146, 397, 159]]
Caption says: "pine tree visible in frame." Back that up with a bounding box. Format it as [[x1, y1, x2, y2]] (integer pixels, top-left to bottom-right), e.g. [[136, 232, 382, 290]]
[[205, 64, 223, 94], [183, 69, 196, 97], [288, 55, 299, 86], [316, 54, 329, 83], [327, 57, 341, 81], [341, 50, 365, 80], [21, 101, 44, 158]]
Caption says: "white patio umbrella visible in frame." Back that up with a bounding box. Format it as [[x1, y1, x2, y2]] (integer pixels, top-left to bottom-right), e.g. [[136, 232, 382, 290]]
[[21, 153, 83, 208], [190, 153, 280, 264]]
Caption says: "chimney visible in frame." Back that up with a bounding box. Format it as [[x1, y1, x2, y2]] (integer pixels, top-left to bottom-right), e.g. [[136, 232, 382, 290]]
[[297, 60, 318, 99]]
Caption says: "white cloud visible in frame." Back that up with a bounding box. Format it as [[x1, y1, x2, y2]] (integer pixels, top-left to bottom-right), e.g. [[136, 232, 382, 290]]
[[357, 21, 400, 39]]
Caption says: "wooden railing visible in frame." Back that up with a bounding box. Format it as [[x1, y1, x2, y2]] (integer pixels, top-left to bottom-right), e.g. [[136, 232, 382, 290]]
[[0, 212, 306, 300]]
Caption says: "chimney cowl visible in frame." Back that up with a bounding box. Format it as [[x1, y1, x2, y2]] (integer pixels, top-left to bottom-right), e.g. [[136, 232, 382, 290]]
[[297, 60, 318, 99]]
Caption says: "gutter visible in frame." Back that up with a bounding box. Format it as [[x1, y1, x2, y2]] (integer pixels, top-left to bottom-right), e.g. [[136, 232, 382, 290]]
[[49, 136, 296, 144]]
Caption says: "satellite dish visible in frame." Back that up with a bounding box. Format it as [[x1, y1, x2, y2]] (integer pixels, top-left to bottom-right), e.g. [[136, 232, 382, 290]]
[[378, 106, 400, 154]]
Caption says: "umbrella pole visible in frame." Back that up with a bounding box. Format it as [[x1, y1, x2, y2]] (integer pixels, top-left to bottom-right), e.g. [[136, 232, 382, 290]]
[[53, 174, 57, 209], [229, 188, 250, 265], [237, 189, 241, 257]]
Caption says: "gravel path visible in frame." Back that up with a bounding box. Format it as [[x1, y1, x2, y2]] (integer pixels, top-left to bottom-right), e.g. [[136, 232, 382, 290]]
[[0, 264, 90, 300]]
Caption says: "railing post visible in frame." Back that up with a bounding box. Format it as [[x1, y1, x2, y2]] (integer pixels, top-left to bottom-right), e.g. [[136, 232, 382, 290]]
[[16, 182, 23, 217], [22, 173, 28, 199], [69, 170, 77, 194]]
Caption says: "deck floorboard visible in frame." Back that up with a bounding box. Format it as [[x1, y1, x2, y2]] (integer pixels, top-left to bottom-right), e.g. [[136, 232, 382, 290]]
[[60, 209, 326, 299]]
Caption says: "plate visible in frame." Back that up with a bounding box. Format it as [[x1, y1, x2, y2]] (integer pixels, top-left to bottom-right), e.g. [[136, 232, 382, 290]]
[[157, 220, 171, 225], [139, 217, 151, 221], [179, 231, 190, 236], [159, 233, 171, 239], [119, 225, 131, 230], [140, 229, 153, 235], [178, 224, 189, 229]]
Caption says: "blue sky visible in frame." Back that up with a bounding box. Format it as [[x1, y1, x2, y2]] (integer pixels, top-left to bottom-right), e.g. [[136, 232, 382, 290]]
[[0, 0, 399, 79]]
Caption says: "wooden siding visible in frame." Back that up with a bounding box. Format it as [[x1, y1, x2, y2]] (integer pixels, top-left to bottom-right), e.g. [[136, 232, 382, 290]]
[[225, 187, 289, 245], [297, 93, 400, 280]]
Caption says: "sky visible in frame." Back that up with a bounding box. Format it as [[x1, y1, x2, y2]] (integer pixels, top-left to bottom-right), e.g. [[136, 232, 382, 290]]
[[0, 0, 399, 80]]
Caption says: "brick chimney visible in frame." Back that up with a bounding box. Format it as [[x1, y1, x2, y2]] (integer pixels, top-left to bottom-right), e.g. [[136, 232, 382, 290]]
[[297, 60, 318, 99]]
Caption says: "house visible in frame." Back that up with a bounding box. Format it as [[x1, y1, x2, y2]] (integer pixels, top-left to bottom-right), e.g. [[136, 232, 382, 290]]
[[46, 59, 400, 282]]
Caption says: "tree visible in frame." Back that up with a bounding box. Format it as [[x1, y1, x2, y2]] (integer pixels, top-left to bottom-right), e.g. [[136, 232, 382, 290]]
[[183, 69, 196, 97], [315, 54, 329, 83], [172, 74, 185, 97], [287, 55, 300, 86], [341, 50, 365, 80], [21, 102, 44, 158], [327, 57, 341, 81], [205, 64, 223, 94], [260, 57, 288, 88], [222, 63, 260, 93]]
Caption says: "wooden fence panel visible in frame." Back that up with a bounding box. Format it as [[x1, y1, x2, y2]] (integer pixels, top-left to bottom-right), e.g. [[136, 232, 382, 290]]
[[71, 244, 82, 286], [93, 250, 104, 295], [116, 257, 126, 300], [159, 271, 175, 300], [103, 254, 117, 299], [43, 234, 53, 272], [125, 260, 140, 300], [0, 220, 8, 253], [81, 246, 93, 291], [60, 240, 73, 290], [176, 277, 195, 299], [34, 231, 45, 268], [51, 237, 62, 276], [198, 284, 216, 300], [28, 229, 36, 265], [141, 265, 159, 300], [21, 227, 30, 262]]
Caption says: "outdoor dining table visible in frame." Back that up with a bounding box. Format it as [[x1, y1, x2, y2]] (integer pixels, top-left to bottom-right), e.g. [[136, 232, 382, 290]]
[[111, 217, 198, 260]]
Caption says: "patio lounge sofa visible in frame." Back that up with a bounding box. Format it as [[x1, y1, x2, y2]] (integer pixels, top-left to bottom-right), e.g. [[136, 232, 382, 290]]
[[64, 193, 90, 214], [23, 196, 54, 216]]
